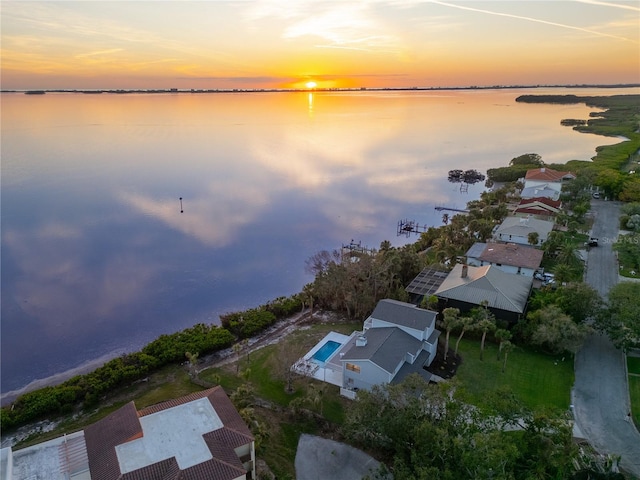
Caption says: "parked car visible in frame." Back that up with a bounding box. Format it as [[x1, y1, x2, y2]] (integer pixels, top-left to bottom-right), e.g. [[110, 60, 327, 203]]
[[592, 192, 600, 199], [534, 272, 555, 285], [588, 237, 598, 247]]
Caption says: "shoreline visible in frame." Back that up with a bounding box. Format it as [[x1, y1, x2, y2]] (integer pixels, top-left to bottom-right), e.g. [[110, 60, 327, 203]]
[[0, 309, 318, 408], [0, 350, 127, 407]]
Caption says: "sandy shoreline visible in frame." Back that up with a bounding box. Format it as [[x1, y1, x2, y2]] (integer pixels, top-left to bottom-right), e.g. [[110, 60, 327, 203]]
[[1, 309, 319, 408]]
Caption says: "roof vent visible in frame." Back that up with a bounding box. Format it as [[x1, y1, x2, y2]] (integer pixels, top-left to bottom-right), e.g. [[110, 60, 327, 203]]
[[461, 264, 468, 278], [540, 167, 546, 172], [355, 335, 367, 347]]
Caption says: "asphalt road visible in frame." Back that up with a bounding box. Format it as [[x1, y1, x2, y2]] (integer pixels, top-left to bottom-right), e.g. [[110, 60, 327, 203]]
[[573, 199, 640, 478]]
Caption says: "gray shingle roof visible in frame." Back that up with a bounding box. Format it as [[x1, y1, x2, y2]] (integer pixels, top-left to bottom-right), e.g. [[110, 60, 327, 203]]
[[370, 299, 436, 331], [434, 264, 532, 313], [341, 327, 423, 374]]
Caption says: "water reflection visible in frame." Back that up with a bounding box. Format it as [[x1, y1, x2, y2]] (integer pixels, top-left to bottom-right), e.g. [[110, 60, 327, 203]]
[[1, 88, 636, 396]]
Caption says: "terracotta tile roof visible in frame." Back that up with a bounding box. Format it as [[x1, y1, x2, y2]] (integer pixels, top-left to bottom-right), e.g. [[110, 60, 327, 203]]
[[517, 197, 562, 209], [84, 402, 143, 480], [85, 387, 253, 480], [524, 167, 575, 182]]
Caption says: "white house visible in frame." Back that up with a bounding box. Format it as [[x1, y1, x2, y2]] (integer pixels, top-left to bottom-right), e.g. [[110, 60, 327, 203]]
[[494, 216, 555, 246], [339, 299, 440, 396]]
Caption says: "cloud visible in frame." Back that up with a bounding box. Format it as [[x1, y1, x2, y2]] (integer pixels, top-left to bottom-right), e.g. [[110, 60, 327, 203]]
[[428, 0, 638, 43], [75, 48, 124, 58]]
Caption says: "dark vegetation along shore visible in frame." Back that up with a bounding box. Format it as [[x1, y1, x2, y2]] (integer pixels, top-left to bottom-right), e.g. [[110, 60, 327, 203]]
[[3, 94, 640, 479]]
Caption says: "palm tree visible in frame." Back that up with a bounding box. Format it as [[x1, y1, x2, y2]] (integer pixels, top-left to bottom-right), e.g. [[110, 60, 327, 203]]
[[527, 231, 540, 247], [494, 328, 512, 360], [306, 383, 326, 415], [454, 316, 475, 356], [442, 308, 461, 361], [501, 341, 515, 373], [473, 301, 496, 361]]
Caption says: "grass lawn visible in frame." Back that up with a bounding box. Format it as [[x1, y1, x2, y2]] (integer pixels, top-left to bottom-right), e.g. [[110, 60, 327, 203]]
[[628, 355, 640, 427], [629, 375, 640, 427], [628, 356, 640, 375], [455, 337, 574, 412]]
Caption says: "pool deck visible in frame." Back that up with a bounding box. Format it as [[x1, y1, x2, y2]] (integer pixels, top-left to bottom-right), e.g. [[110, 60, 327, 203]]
[[294, 331, 356, 386]]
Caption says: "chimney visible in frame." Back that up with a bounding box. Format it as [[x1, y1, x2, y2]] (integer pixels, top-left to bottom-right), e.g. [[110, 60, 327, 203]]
[[461, 265, 468, 279], [355, 335, 367, 347], [541, 167, 546, 172]]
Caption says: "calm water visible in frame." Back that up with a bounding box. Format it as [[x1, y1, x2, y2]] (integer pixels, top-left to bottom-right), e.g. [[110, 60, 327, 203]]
[[1, 87, 636, 398]]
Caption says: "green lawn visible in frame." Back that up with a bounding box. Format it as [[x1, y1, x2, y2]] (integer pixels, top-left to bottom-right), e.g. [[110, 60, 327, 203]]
[[628, 356, 640, 375], [455, 338, 574, 411], [628, 355, 640, 428], [629, 375, 640, 427]]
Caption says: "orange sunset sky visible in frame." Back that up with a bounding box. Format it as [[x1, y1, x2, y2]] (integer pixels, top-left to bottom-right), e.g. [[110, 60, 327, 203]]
[[1, 0, 638, 91]]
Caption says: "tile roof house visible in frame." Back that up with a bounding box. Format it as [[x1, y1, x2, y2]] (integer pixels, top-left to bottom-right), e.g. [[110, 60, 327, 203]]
[[514, 197, 562, 219], [3, 387, 255, 480], [435, 264, 533, 323], [494, 216, 555, 246], [85, 387, 255, 480], [465, 242, 544, 277], [521, 167, 575, 200], [339, 299, 440, 396], [524, 167, 576, 183]]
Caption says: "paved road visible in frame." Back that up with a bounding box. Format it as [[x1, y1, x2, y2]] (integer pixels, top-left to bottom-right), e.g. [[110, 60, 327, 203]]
[[573, 200, 640, 478]]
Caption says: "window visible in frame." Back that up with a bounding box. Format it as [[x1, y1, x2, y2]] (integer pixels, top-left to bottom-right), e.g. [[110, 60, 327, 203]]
[[346, 363, 361, 373]]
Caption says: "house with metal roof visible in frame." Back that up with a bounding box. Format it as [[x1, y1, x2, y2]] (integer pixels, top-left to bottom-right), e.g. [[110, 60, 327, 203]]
[[339, 299, 440, 397], [465, 242, 543, 277], [494, 215, 555, 246], [434, 264, 533, 323], [2, 387, 255, 480], [520, 184, 561, 201]]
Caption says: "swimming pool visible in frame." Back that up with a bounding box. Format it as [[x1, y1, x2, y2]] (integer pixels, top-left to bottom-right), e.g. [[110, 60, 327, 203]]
[[312, 340, 341, 363]]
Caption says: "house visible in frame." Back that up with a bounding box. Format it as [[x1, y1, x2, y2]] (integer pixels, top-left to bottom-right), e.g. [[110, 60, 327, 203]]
[[493, 215, 555, 246], [520, 184, 561, 201], [520, 167, 575, 200], [2, 387, 255, 480], [465, 242, 543, 277], [434, 264, 533, 323], [339, 299, 440, 397], [524, 167, 576, 185], [514, 197, 562, 219]]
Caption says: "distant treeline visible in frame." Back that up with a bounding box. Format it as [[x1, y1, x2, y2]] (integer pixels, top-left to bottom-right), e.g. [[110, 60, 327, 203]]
[[0, 294, 303, 432]]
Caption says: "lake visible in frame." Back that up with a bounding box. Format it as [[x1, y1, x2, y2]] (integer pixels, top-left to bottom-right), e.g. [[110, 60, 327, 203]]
[[1, 86, 636, 399]]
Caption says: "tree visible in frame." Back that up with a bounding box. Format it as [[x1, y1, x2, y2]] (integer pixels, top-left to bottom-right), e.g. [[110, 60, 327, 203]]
[[273, 342, 305, 394], [454, 315, 475, 356], [527, 231, 540, 246], [529, 305, 591, 355], [471, 302, 496, 361], [510, 153, 544, 167], [494, 328, 512, 360], [596, 282, 640, 352], [184, 351, 199, 377], [441, 308, 461, 361], [306, 382, 326, 415], [554, 282, 603, 323], [501, 341, 515, 373], [343, 374, 580, 479], [233, 342, 243, 374]]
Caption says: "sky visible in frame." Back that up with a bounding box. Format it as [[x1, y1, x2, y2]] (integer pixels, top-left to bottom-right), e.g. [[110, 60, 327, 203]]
[[1, 0, 638, 90]]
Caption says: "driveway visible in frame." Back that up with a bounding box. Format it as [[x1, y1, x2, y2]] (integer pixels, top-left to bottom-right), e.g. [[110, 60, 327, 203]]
[[573, 199, 640, 478]]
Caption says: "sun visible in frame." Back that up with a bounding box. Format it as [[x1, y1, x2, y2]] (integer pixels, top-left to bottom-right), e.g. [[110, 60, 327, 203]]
[[305, 81, 317, 89]]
